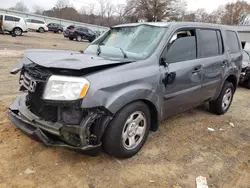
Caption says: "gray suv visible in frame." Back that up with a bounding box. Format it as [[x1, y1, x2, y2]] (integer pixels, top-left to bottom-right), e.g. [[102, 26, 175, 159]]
[[8, 22, 242, 158]]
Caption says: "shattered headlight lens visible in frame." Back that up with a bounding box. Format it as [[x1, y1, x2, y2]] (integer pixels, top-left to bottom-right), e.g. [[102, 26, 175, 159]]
[[43, 75, 90, 101]]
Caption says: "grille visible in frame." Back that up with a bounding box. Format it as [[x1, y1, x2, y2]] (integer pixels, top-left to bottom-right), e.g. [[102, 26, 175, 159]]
[[22, 64, 57, 122]]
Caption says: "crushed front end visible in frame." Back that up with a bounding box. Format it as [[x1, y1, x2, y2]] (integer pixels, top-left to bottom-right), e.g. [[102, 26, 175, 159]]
[[8, 63, 112, 155]]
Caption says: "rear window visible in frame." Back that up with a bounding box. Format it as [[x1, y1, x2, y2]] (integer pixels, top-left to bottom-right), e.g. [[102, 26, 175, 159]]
[[67, 25, 75, 29], [199, 29, 223, 57], [226, 31, 241, 53], [5, 16, 20, 22]]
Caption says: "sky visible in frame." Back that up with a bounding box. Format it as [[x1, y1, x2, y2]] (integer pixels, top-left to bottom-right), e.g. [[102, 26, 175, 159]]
[[0, 0, 246, 13]]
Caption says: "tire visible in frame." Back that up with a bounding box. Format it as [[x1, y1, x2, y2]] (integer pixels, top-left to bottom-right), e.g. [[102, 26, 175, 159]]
[[69, 37, 74, 41], [13, 27, 22, 36], [246, 79, 250, 89], [76, 35, 82, 42], [57, 29, 62, 34], [38, 27, 45, 33], [209, 81, 235, 115], [103, 101, 151, 158]]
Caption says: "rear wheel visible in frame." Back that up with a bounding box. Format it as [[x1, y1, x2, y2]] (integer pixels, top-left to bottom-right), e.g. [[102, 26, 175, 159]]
[[13, 27, 22, 36], [76, 35, 82, 42], [38, 27, 45, 33], [209, 81, 234, 115], [57, 29, 62, 34], [69, 37, 74, 41], [103, 101, 151, 158]]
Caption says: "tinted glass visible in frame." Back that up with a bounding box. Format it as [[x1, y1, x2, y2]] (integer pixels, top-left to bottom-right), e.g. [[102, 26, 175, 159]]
[[200, 29, 220, 57], [67, 25, 74, 29], [226, 31, 240, 53], [32, 19, 44, 24], [0, 15, 3, 21], [5, 16, 14, 21], [166, 36, 197, 63], [13, 17, 20, 22]]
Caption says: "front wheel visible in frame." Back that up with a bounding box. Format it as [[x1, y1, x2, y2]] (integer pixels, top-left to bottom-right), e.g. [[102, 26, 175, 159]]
[[69, 37, 74, 40], [246, 79, 250, 89], [103, 101, 151, 158], [57, 29, 62, 34], [209, 81, 234, 115]]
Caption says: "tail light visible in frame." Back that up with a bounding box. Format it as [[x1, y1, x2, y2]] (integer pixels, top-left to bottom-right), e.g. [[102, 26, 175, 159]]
[[71, 29, 76, 32]]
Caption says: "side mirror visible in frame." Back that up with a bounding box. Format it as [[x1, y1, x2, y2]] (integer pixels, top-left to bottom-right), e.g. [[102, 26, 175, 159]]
[[160, 57, 168, 67]]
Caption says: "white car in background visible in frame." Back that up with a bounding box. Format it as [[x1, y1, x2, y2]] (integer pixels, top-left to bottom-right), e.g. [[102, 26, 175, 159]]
[[25, 19, 48, 33], [0, 14, 27, 36]]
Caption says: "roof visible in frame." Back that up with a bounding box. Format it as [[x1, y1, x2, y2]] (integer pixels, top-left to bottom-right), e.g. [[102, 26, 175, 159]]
[[2, 13, 23, 19], [113, 22, 236, 31], [113, 22, 171, 28]]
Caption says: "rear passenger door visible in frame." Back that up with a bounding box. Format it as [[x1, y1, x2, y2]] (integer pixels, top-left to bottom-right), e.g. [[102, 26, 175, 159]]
[[198, 29, 227, 101], [3, 15, 16, 31]]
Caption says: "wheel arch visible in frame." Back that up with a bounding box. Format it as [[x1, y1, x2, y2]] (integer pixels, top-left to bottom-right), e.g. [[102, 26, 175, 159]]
[[13, 27, 23, 33], [104, 89, 161, 132], [225, 74, 237, 92]]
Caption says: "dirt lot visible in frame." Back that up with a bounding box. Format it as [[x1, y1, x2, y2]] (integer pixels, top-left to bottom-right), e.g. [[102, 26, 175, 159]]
[[0, 32, 249, 188]]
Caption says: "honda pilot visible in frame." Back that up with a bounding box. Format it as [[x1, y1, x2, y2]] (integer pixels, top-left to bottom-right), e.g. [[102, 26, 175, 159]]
[[8, 22, 242, 158]]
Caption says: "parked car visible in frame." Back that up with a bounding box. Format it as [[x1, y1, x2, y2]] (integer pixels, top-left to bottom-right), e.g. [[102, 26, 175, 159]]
[[8, 22, 242, 158], [25, 19, 48, 33], [240, 50, 250, 88], [68, 26, 96, 42], [63, 25, 75, 38], [47, 23, 64, 33], [0, 14, 27, 36]]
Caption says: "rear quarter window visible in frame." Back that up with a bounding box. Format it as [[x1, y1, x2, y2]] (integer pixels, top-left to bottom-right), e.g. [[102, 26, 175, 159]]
[[226, 31, 241, 54]]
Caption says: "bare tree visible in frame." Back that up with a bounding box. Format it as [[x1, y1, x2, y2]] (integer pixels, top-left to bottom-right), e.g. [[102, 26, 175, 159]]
[[125, 0, 184, 22], [220, 1, 250, 25], [33, 5, 44, 15], [9, 1, 29, 12], [115, 4, 127, 23], [55, 0, 70, 9]]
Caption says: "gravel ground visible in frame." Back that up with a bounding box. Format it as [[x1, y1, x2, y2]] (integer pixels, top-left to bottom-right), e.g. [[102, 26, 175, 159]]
[[0, 32, 249, 188]]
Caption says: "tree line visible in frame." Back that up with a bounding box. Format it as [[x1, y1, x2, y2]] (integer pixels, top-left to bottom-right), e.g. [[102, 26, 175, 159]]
[[8, 0, 250, 27]]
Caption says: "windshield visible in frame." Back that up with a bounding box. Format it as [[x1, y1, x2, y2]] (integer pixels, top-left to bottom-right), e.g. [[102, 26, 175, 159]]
[[243, 50, 250, 61], [84, 25, 166, 59]]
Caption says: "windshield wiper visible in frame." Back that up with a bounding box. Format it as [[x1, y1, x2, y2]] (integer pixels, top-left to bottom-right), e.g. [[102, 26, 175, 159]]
[[97, 43, 101, 56], [118, 48, 128, 59]]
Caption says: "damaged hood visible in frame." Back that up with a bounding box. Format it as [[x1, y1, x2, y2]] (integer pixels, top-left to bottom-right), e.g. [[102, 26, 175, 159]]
[[23, 49, 132, 70], [10, 49, 133, 74]]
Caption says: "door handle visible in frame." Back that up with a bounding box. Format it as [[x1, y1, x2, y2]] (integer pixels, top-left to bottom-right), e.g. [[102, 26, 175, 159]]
[[221, 61, 227, 67], [192, 67, 202, 73]]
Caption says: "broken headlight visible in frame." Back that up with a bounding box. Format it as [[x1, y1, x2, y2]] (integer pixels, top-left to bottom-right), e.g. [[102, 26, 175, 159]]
[[43, 75, 90, 101]]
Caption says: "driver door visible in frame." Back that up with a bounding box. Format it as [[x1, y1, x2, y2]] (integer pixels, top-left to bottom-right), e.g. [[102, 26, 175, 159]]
[[161, 28, 203, 118]]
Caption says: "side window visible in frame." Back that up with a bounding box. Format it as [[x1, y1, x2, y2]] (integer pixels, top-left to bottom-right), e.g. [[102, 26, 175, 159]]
[[13, 17, 20, 22], [199, 29, 221, 57], [5, 16, 14, 21], [165, 30, 197, 63], [0, 15, 3, 21], [26, 19, 31, 22], [226, 31, 241, 54]]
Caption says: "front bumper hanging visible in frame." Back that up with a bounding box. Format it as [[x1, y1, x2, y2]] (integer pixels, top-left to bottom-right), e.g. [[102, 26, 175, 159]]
[[8, 94, 111, 156]]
